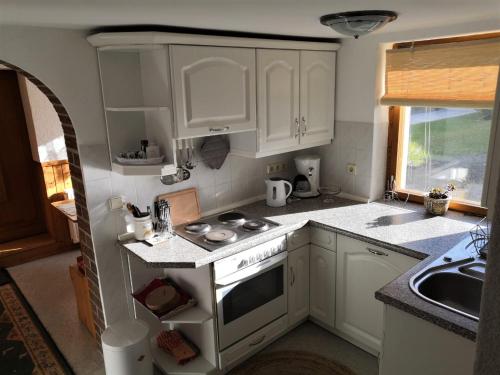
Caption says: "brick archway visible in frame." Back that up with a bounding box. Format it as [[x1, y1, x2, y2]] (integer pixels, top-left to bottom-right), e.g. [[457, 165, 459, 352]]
[[0, 60, 105, 346]]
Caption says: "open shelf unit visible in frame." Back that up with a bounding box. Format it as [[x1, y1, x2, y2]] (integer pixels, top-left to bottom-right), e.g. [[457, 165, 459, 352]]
[[97, 45, 177, 175], [125, 255, 219, 375], [151, 336, 216, 375]]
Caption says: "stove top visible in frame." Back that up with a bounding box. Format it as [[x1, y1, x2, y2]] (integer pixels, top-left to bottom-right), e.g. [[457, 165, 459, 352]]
[[174, 210, 280, 251]]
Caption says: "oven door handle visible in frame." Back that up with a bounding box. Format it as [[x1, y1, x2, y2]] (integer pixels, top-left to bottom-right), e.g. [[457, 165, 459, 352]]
[[215, 252, 287, 287]]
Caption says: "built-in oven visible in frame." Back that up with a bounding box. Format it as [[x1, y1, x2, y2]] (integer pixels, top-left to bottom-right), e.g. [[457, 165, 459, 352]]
[[214, 237, 287, 350]]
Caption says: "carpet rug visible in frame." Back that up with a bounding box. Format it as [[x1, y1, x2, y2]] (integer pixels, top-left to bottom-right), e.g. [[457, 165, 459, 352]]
[[230, 350, 356, 375], [0, 269, 73, 374]]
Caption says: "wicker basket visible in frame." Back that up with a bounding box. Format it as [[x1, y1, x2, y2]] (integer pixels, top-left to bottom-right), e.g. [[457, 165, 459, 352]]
[[424, 194, 451, 215]]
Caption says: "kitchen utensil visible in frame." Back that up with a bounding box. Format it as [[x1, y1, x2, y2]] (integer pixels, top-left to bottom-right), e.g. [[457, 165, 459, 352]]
[[200, 135, 229, 170], [157, 188, 201, 226], [265, 178, 293, 207]]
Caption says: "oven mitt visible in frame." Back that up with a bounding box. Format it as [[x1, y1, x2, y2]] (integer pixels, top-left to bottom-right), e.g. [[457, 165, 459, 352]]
[[200, 135, 230, 170]]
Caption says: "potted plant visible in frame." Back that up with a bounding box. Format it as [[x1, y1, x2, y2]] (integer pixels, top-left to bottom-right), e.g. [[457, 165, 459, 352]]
[[424, 184, 455, 215]]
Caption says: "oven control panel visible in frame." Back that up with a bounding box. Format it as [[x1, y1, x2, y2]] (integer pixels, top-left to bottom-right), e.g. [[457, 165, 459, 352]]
[[213, 236, 287, 280]]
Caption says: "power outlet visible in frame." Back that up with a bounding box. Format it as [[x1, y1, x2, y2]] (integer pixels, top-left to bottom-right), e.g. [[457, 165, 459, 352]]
[[347, 163, 357, 175], [266, 162, 288, 175]]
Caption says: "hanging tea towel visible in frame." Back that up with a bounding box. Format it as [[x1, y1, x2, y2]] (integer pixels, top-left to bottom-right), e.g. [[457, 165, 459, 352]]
[[200, 135, 230, 170]]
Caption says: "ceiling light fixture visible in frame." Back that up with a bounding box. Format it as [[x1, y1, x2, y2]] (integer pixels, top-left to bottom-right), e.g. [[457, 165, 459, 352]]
[[320, 10, 398, 39]]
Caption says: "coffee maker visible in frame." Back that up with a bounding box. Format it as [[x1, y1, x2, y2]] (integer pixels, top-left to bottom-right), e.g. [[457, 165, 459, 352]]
[[292, 155, 320, 198]]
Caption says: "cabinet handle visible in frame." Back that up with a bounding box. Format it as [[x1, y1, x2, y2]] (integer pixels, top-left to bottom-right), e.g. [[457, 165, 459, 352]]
[[249, 335, 266, 346], [290, 267, 295, 286], [209, 126, 230, 132], [294, 118, 300, 138], [301, 116, 307, 136], [367, 247, 388, 256]]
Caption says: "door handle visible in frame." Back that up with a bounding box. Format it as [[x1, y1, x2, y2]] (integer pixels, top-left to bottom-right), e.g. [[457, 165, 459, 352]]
[[294, 118, 300, 138], [249, 335, 266, 346], [290, 267, 295, 286], [367, 248, 388, 256], [209, 126, 230, 132], [301, 116, 307, 136]]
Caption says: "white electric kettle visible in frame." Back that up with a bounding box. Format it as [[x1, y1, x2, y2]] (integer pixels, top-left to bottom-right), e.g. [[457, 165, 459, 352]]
[[265, 178, 293, 207]]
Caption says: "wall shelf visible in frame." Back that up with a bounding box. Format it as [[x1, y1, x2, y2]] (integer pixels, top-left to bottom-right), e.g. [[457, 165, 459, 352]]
[[105, 106, 169, 112], [111, 162, 176, 176], [151, 337, 216, 375]]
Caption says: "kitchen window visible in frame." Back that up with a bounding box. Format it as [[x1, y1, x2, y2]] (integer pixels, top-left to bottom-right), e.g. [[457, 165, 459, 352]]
[[382, 34, 500, 214]]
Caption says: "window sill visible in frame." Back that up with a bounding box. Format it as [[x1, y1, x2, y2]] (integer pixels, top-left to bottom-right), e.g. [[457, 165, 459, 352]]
[[395, 189, 487, 217]]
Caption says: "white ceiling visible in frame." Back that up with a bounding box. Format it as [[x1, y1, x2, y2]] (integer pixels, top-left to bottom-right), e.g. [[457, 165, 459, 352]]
[[0, 0, 499, 38]]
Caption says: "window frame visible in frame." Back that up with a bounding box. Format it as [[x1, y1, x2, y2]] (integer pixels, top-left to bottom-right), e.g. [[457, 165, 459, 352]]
[[385, 34, 500, 217], [386, 105, 488, 216]]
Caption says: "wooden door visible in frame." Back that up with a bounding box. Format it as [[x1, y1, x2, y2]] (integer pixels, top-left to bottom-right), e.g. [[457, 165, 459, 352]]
[[257, 49, 300, 153], [0, 71, 46, 243], [299, 51, 335, 146], [336, 235, 419, 353], [288, 244, 310, 327], [170, 45, 256, 138], [309, 244, 336, 329]]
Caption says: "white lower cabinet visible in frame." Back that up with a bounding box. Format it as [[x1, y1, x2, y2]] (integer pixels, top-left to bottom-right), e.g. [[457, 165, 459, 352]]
[[288, 245, 310, 327], [336, 235, 419, 354], [309, 244, 336, 330]]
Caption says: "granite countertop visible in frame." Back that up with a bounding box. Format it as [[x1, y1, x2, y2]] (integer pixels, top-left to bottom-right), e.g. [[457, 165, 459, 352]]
[[119, 195, 482, 340]]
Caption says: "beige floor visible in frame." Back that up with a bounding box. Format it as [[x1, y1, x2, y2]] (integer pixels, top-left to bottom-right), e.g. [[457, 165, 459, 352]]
[[8, 250, 104, 375], [231, 321, 379, 375]]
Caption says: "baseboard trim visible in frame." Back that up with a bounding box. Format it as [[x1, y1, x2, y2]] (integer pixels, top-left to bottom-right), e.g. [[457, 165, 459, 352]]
[[337, 192, 370, 203], [202, 195, 266, 217]]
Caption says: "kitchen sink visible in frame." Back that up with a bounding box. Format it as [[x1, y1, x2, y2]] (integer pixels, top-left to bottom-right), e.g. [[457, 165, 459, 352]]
[[410, 248, 485, 321]]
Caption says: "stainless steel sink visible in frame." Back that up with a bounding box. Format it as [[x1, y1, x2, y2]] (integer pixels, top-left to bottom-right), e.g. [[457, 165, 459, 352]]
[[410, 252, 485, 321]]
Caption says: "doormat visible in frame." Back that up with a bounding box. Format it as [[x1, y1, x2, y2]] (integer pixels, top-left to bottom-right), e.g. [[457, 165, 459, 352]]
[[0, 269, 74, 374], [230, 350, 356, 375]]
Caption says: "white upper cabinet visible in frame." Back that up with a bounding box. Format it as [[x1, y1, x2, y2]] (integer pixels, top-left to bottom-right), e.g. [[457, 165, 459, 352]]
[[170, 45, 257, 139], [336, 235, 419, 354], [230, 49, 335, 158], [299, 51, 335, 145], [257, 49, 300, 152]]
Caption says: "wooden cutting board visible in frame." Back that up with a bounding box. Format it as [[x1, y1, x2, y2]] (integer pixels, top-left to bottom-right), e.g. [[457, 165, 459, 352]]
[[157, 188, 201, 226]]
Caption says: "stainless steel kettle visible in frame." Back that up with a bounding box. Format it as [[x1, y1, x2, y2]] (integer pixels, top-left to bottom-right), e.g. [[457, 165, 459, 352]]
[[265, 178, 293, 207]]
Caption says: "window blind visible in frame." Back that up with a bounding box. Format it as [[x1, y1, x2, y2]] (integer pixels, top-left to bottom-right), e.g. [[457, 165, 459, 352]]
[[381, 38, 500, 108]]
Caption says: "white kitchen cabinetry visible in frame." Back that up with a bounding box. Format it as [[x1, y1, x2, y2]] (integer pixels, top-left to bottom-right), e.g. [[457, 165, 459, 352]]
[[230, 50, 335, 158], [97, 46, 177, 176], [288, 244, 310, 327], [170, 45, 257, 139], [336, 235, 419, 354], [309, 244, 336, 330], [256, 49, 300, 152], [299, 51, 335, 146]]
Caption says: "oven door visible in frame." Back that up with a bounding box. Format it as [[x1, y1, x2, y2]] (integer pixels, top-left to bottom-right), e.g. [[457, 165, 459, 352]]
[[215, 251, 287, 350]]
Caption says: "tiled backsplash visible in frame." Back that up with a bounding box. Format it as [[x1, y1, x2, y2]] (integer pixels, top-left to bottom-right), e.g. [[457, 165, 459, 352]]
[[313, 121, 375, 200], [110, 149, 296, 228]]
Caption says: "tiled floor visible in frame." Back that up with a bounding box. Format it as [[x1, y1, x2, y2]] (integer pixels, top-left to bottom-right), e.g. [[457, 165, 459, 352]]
[[233, 321, 379, 375], [8, 250, 104, 375]]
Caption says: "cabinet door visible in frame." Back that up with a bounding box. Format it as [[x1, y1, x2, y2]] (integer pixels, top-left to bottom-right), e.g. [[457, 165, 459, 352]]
[[288, 245, 310, 327], [336, 235, 419, 353], [170, 45, 256, 138], [299, 51, 335, 146], [309, 244, 336, 329], [257, 49, 300, 152]]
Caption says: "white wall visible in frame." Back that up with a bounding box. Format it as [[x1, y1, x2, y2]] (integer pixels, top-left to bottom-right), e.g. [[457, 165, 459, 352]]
[[18, 75, 68, 162], [0, 24, 296, 325], [316, 18, 500, 201]]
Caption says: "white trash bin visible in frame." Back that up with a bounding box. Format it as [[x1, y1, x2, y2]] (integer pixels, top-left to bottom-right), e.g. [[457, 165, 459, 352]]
[[102, 319, 153, 375]]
